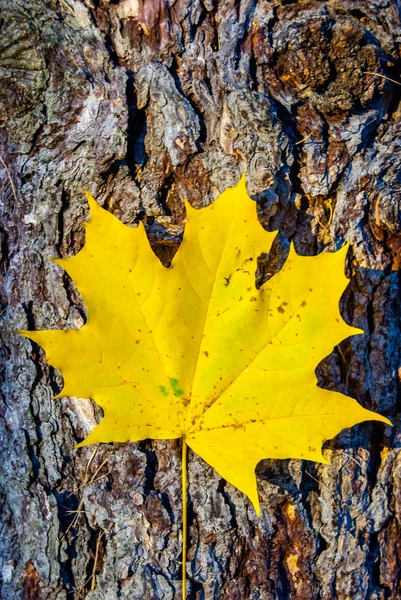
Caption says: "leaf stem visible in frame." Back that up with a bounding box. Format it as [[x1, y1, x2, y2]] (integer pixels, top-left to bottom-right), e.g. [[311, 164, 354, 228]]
[[182, 437, 187, 598]]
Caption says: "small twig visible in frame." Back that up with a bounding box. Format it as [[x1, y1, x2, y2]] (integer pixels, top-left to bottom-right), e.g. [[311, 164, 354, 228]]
[[363, 71, 401, 86], [0, 156, 18, 204]]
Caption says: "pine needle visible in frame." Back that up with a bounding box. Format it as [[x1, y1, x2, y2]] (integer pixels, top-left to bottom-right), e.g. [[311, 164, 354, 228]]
[[0, 156, 18, 204], [60, 0, 75, 16], [91, 531, 104, 590], [295, 132, 312, 145], [62, 450, 110, 541], [363, 71, 401, 86]]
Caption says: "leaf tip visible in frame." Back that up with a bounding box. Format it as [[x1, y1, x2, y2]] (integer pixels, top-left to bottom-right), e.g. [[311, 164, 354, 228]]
[[375, 414, 393, 427], [84, 190, 99, 215], [238, 170, 247, 186], [248, 486, 261, 516], [74, 433, 97, 449], [74, 440, 86, 449], [319, 454, 331, 466], [17, 329, 38, 342], [337, 241, 350, 254], [183, 198, 194, 216], [51, 257, 66, 267]]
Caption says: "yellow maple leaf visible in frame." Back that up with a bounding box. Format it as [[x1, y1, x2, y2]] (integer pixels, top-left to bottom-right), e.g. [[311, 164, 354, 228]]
[[20, 174, 390, 518]]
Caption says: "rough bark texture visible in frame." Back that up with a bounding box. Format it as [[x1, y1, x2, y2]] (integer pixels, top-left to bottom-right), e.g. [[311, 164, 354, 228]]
[[1, 0, 401, 598]]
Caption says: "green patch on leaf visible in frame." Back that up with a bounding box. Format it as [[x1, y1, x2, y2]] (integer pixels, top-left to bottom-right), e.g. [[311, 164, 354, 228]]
[[169, 377, 184, 397]]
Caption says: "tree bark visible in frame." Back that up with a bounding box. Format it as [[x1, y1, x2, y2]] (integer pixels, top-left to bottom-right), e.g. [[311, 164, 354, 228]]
[[1, 0, 401, 598]]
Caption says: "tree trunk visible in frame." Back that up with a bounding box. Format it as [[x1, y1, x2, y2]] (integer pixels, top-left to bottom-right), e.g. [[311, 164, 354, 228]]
[[1, 0, 401, 598]]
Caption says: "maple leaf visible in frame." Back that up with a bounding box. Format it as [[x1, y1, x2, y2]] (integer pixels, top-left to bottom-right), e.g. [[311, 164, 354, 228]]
[[20, 175, 390, 516]]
